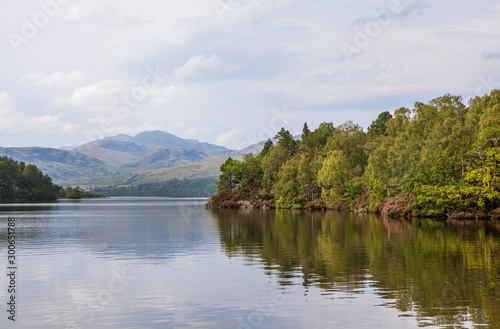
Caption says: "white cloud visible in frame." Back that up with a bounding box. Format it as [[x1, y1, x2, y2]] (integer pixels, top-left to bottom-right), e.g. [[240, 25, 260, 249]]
[[173, 121, 187, 129], [0, 92, 79, 135], [148, 85, 187, 107], [62, 4, 149, 27], [62, 4, 92, 22], [56, 79, 185, 110], [173, 55, 228, 79], [216, 128, 242, 146], [184, 127, 198, 136], [2, 0, 500, 148], [56, 79, 127, 109], [19, 71, 86, 88]]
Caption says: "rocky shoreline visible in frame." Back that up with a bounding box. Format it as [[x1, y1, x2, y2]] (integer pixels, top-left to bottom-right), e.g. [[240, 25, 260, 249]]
[[205, 189, 500, 220]]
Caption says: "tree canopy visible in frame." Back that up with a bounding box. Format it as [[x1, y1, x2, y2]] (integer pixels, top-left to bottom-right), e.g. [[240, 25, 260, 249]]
[[0, 156, 60, 202], [210, 89, 500, 219]]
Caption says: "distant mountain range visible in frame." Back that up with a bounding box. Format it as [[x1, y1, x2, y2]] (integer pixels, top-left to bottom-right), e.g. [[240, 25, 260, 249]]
[[0, 130, 265, 186]]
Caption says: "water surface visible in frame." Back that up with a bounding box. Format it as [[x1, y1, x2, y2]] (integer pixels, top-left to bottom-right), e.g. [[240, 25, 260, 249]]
[[0, 198, 499, 328]]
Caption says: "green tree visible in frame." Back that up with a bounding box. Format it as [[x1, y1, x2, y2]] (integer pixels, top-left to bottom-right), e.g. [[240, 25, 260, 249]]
[[260, 139, 273, 157], [368, 111, 393, 136], [297, 154, 317, 202], [261, 144, 289, 195], [318, 150, 353, 206], [327, 121, 368, 177], [275, 127, 297, 156], [302, 122, 334, 152], [274, 157, 301, 208], [0, 157, 59, 202], [65, 186, 83, 199], [302, 123, 311, 139], [216, 157, 245, 192]]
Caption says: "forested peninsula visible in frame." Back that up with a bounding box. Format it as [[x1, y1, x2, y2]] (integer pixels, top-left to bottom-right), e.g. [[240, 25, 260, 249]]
[[207, 90, 500, 220], [0, 156, 60, 202]]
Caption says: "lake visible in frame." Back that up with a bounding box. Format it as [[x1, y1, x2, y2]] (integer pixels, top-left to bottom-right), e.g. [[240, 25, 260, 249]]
[[1, 197, 499, 328]]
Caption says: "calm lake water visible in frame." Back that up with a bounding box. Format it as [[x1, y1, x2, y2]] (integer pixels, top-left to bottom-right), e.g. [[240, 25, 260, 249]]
[[1, 197, 500, 329]]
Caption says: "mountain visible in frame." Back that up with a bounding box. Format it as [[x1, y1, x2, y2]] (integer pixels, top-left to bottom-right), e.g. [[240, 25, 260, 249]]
[[77, 158, 230, 187], [119, 148, 208, 171], [74, 140, 151, 167], [0, 147, 113, 182], [103, 130, 227, 152], [133, 130, 227, 151], [239, 140, 269, 154], [0, 131, 240, 185]]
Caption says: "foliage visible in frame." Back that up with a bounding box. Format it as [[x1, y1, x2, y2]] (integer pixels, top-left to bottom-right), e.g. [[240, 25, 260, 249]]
[[216, 157, 245, 193], [60, 186, 105, 199], [0, 156, 60, 202], [275, 127, 298, 156], [212, 89, 500, 217], [368, 111, 393, 136], [90, 178, 215, 197]]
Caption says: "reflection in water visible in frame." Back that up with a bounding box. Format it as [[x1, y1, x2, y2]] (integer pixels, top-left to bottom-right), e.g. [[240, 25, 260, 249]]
[[1, 199, 499, 329], [212, 209, 500, 328]]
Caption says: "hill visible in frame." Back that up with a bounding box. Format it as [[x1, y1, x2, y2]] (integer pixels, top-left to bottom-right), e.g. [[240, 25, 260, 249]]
[[0, 130, 242, 185]]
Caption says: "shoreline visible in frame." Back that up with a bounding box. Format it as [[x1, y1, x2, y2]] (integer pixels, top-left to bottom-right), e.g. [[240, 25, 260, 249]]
[[205, 189, 500, 220]]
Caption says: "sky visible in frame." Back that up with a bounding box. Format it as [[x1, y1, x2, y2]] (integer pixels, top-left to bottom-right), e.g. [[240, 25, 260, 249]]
[[0, 0, 499, 150]]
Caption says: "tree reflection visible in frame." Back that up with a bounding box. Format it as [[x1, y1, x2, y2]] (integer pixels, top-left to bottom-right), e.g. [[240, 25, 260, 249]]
[[212, 209, 500, 328]]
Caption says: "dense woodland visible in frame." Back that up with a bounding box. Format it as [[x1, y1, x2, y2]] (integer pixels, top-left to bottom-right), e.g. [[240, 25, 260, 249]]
[[208, 90, 500, 219], [91, 178, 215, 197], [0, 156, 60, 202]]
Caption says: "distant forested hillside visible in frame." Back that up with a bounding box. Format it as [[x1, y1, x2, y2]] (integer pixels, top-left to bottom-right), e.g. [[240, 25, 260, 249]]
[[90, 178, 215, 197], [208, 90, 500, 219], [0, 156, 60, 202]]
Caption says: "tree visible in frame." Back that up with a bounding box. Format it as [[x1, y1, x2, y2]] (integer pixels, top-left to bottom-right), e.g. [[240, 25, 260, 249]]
[[261, 144, 289, 194], [216, 157, 245, 192], [297, 154, 317, 202], [274, 157, 301, 208], [327, 121, 368, 177], [275, 127, 297, 156], [318, 150, 353, 205], [260, 139, 273, 157], [368, 111, 393, 136], [302, 123, 311, 139], [302, 122, 334, 152], [0, 157, 59, 202], [65, 186, 83, 199]]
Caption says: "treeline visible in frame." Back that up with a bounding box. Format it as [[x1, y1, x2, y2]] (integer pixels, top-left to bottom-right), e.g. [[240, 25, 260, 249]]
[[58, 186, 105, 199], [90, 178, 216, 197], [0, 156, 60, 202], [208, 90, 500, 219]]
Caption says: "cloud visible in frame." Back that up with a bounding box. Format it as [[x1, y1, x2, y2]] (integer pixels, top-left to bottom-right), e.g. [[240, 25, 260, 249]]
[[19, 71, 86, 88], [55, 80, 127, 109], [0, 92, 78, 135], [483, 52, 500, 59], [173, 55, 229, 79], [56, 78, 185, 110], [2, 0, 500, 149], [216, 128, 242, 146], [148, 86, 187, 107], [183, 127, 198, 136], [62, 4, 150, 27]]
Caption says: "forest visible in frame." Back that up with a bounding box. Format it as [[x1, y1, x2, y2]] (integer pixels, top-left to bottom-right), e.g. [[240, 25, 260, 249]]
[[90, 178, 215, 198], [207, 90, 500, 219], [0, 156, 61, 202]]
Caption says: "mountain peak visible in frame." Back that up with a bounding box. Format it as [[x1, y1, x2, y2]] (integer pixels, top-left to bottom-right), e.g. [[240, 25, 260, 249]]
[[130, 130, 227, 152], [134, 130, 174, 138], [103, 134, 133, 142]]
